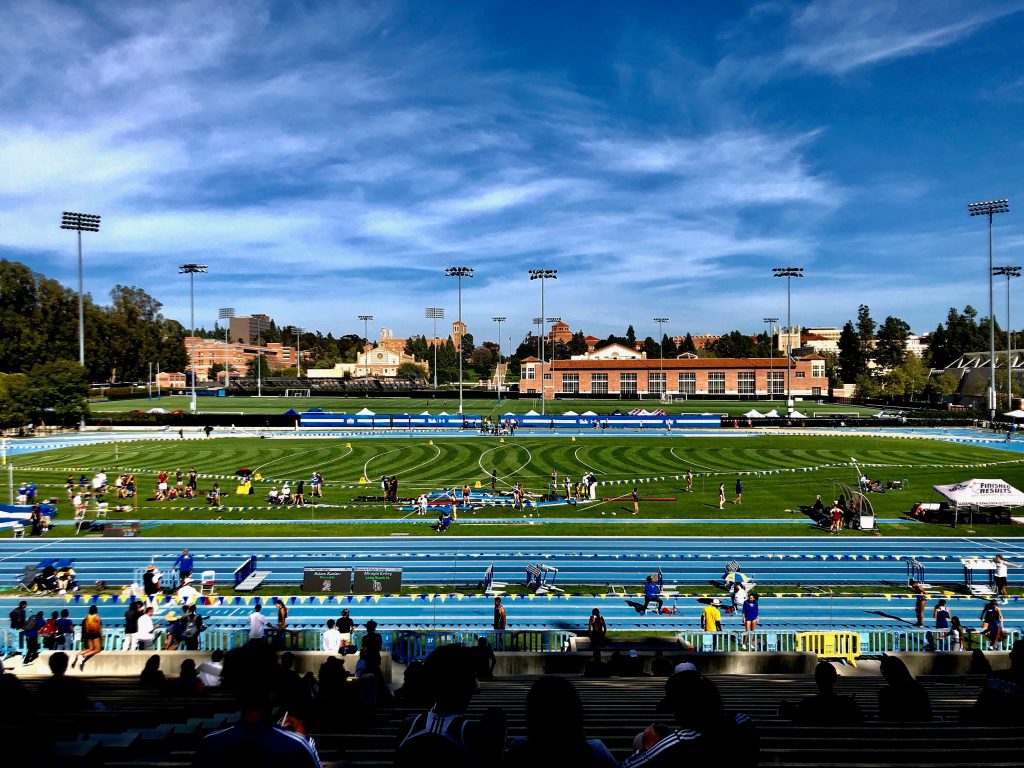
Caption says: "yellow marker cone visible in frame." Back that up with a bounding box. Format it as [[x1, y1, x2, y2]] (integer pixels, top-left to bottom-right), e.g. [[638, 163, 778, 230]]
[[345, 442, 351, 449], [499, 437, 505, 443], [475, 480, 482, 489], [571, 436, 576, 442], [358, 476, 367, 484], [428, 440, 434, 446]]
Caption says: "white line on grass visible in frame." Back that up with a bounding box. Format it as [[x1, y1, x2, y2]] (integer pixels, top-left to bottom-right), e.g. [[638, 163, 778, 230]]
[[363, 447, 405, 481], [574, 446, 603, 475], [394, 443, 442, 478]]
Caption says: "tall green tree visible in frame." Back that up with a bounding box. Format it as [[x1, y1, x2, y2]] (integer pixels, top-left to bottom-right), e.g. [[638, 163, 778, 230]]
[[837, 321, 863, 383], [680, 333, 697, 354], [874, 316, 911, 370], [28, 360, 89, 425]]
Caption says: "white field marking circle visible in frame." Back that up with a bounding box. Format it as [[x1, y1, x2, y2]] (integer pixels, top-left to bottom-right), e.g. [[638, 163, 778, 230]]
[[252, 442, 338, 474]]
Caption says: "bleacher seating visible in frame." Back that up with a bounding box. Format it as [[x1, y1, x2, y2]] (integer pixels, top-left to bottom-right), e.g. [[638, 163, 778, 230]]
[[11, 665, 1024, 766]]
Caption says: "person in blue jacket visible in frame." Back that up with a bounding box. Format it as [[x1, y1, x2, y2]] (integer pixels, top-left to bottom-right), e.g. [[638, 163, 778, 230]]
[[174, 549, 194, 587], [642, 574, 664, 613]]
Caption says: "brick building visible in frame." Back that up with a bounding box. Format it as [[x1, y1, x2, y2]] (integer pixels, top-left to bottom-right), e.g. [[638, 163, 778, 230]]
[[519, 356, 828, 400], [183, 337, 298, 379]]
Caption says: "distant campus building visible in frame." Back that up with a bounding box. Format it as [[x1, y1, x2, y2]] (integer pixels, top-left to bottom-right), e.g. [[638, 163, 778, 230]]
[[183, 337, 298, 379], [306, 344, 425, 379], [228, 313, 273, 344], [519, 356, 828, 400]]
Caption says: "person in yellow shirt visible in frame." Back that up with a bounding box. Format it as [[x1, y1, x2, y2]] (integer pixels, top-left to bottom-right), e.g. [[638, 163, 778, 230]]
[[700, 599, 723, 649]]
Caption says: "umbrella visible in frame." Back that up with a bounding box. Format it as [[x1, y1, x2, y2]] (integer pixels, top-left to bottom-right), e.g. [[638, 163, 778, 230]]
[[723, 572, 751, 584]]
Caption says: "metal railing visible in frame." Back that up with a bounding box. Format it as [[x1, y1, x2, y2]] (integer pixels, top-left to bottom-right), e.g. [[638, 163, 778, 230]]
[[391, 629, 574, 662], [673, 628, 1019, 656]]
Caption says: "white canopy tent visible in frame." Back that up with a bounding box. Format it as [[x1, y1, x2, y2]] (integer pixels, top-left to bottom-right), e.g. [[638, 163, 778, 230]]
[[743, 409, 763, 418], [932, 479, 1024, 508], [790, 409, 808, 418], [1004, 410, 1024, 419]]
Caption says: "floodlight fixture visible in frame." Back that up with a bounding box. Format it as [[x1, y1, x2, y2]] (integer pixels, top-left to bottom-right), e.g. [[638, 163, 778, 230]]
[[218, 308, 235, 390], [772, 267, 804, 412], [970, 198, 1011, 420], [60, 211, 101, 380], [425, 308, 445, 390], [994, 265, 1022, 409], [528, 269, 557, 414], [178, 264, 208, 414], [445, 266, 475, 414]]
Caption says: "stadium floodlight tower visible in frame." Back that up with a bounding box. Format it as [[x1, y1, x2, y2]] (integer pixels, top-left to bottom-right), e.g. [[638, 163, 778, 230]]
[[492, 316, 506, 402], [61, 211, 102, 372], [970, 199, 1010, 421], [60, 211, 101, 428], [654, 318, 669, 397], [178, 264, 208, 414], [425, 307, 445, 390], [358, 314, 374, 348], [993, 265, 1022, 410], [218, 308, 235, 391], [771, 267, 803, 413], [529, 269, 557, 415], [763, 317, 778, 401], [293, 326, 304, 379], [444, 267, 474, 414]]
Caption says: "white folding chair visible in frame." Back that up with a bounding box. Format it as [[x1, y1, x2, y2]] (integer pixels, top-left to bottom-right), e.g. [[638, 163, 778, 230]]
[[94, 502, 108, 519], [200, 570, 216, 595], [74, 508, 87, 534]]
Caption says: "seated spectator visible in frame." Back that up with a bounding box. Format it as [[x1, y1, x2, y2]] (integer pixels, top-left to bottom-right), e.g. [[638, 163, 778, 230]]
[[35, 652, 91, 714], [878, 655, 933, 721], [194, 642, 323, 767], [471, 636, 497, 681], [199, 649, 225, 688], [966, 639, 1024, 725], [322, 619, 341, 653], [651, 650, 673, 677], [163, 610, 184, 650], [136, 606, 157, 650], [624, 649, 645, 677], [175, 659, 205, 696], [394, 660, 431, 707], [583, 649, 611, 678], [177, 577, 200, 603], [503, 676, 617, 767], [40, 611, 59, 651], [607, 650, 627, 677], [783, 662, 864, 725], [140, 655, 166, 688], [625, 670, 757, 767], [142, 565, 162, 598], [0, 664, 33, 728], [395, 644, 506, 767]]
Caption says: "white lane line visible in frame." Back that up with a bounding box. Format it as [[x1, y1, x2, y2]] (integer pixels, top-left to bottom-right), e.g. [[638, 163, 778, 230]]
[[573, 446, 602, 474], [292, 445, 353, 478], [395, 444, 442, 478], [253, 442, 337, 475], [363, 447, 405, 481], [669, 447, 718, 471]]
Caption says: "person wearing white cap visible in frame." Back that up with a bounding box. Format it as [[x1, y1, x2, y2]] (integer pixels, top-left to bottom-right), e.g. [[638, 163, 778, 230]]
[[177, 577, 200, 603]]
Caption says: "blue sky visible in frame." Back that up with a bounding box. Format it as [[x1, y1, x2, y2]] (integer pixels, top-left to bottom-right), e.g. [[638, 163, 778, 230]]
[[2, 0, 1023, 347]]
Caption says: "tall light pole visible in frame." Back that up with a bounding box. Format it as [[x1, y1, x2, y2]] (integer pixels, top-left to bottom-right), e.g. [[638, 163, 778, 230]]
[[654, 317, 669, 397], [445, 267, 474, 414], [529, 269, 557, 415], [764, 317, 778, 402], [994, 266, 1021, 411], [970, 199, 1010, 421], [533, 318, 543, 360], [772, 268, 803, 413], [179, 264, 208, 414], [425, 307, 444, 391], [219, 307, 235, 391], [492, 316, 506, 402], [292, 326, 303, 378], [358, 314, 373, 378], [60, 211, 101, 378]]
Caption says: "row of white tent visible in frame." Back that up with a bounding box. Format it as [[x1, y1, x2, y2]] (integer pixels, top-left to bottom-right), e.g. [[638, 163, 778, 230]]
[[742, 408, 809, 419]]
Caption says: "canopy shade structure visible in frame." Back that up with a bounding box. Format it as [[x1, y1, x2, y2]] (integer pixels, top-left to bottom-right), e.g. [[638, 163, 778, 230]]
[[933, 479, 1024, 508], [743, 409, 763, 418], [1004, 410, 1024, 419]]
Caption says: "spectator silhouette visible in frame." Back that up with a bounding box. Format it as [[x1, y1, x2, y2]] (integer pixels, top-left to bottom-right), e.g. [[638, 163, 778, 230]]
[[627, 670, 757, 768], [394, 660, 432, 707], [878, 656, 932, 721], [968, 640, 1024, 725], [786, 662, 864, 725], [471, 636, 497, 681], [395, 644, 506, 767], [140, 654, 166, 688], [0, 664, 33, 728], [35, 652, 91, 714], [583, 649, 611, 678], [195, 641, 323, 767], [503, 676, 617, 767], [175, 658, 205, 697]]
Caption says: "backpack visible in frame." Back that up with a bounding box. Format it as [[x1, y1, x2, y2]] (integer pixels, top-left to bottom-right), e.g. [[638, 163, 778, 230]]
[[24, 615, 39, 632], [9, 609, 25, 630], [183, 613, 200, 639]]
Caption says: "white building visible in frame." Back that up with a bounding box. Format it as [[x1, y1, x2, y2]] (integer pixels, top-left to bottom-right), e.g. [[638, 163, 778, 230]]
[[570, 342, 645, 361]]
